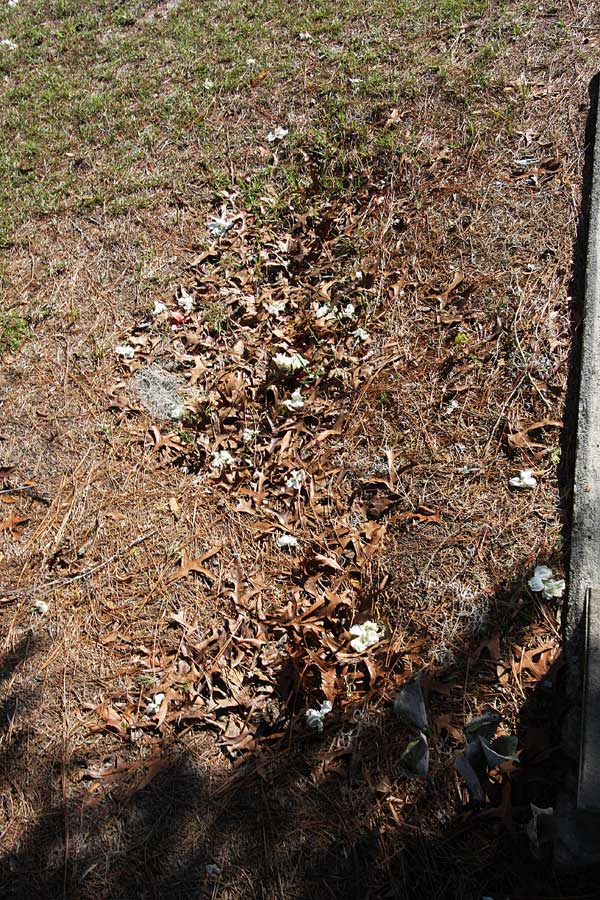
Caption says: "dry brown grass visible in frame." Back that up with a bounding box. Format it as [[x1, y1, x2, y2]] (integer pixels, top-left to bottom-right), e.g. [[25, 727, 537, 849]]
[[2, 1, 600, 898]]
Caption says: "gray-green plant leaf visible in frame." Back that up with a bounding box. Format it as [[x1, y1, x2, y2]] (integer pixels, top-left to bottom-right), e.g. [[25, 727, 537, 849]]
[[394, 673, 428, 733], [399, 732, 429, 778]]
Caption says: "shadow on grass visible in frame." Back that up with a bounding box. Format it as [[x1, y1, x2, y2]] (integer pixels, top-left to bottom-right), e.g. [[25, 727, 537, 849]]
[[1, 581, 598, 900]]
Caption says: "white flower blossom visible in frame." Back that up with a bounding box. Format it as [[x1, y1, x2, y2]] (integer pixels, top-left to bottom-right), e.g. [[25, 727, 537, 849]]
[[207, 216, 233, 237], [242, 428, 258, 443], [178, 289, 194, 313], [315, 303, 333, 319], [145, 693, 165, 715], [286, 469, 306, 490], [353, 327, 370, 342], [8, 0, 19, 7], [276, 534, 299, 550], [338, 303, 355, 319], [152, 300, 167, 316], [211, 450, 235, 469], [443, 398, 459, 416], [349, 620, 385, 652], [528, 565, 565, 600], [283, 388, 305, 411], [246, 57, 257, 67], [203, 78, 214, 89], [0, 38, 17, 50], [115, 344, 135, 359], [31, 599, 49, 615], [305, 700, 332, 732], [273, 352, 308, 373], [267, 126, 289, 142], [509, 469, 537, 490], [298, 31, 312, 41], [266, 299, 287, 316]]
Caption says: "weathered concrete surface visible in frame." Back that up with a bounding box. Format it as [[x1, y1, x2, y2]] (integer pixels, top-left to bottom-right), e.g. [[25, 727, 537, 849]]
[[555, 81, 600, 864]]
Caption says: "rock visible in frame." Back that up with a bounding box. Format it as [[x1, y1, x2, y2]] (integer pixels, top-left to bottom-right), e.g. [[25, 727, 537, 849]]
[[133, 365, 184, 421]]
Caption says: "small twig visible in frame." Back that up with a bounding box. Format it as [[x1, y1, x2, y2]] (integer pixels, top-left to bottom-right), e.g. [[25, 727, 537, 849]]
[[0, 485, 51, 504], [1, 530, 158, 597]]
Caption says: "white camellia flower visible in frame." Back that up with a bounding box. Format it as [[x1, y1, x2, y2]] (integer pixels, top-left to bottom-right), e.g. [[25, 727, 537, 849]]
[[211, 450, 234, 469], [152, 300, 167, 316], [272, 352, 308, 373], [145, 693, 165, 715], [267, 126, 289, 142], [242, 428, 258, 443], [115, 344, 135, 359], [178, 289, 194, 313], [276, 534, 299, 550], [32, 599, 49, 615], [528, 565, 565, 599], [283, 389, 305, 412], [349, 620, 385, 652], [338, 303, 355, 319], [305, 700, 332, 732], [315, 303, 333, 319], [286, 469, 306, 490], [266, 300, 286, 316], [353, 327, 370, 342], [509, 469, 537, 489], [207, 216, 233, 237]]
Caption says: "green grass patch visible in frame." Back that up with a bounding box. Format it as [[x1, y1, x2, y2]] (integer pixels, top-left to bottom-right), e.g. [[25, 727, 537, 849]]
[[0, 311, 30, 355]]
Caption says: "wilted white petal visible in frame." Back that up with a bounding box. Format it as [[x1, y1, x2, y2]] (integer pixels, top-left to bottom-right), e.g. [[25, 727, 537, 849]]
[[353, 327, 370, 342], [207, 216, 233, 237], [443, 398, 459, 416], [0, 38, 17, 50], [242, 428, 258, 443], [338, 303, 355, 319], [246, 57, 257, 66], [203, 78, 214, 89], [205, 864, 221, 878], [509, 468, 537, 489], [115, 344, 135, 359], [286, 469, 306, 490], [305, 700, 332, 731], [211, 450, 234, 469], [152, 300, 167, 316], [266, 300, 286, 316], [543, 578, 565, 599], [32, 599, 49, 615], [178, 289, 194, 313], [298, 31, 312, 40], [528, 564, 564, 599], [276, 534, 299, 550], [145, 692, 165, 715], [349, 620, 385, 652], [273, 352, 308, 373], [267, 126, 289, 142], [283, 388, 305, 411]]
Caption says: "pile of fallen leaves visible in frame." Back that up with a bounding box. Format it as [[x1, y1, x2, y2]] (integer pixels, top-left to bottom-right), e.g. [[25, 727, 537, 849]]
[[105, 196, 430, 758]]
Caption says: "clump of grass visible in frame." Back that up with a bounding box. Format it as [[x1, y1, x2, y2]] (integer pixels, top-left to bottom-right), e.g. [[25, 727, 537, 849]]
[[0, 311, 29, 355]]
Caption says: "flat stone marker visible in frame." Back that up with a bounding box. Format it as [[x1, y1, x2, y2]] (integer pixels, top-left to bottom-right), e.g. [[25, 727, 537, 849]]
[[567, 75, 600, 830]]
